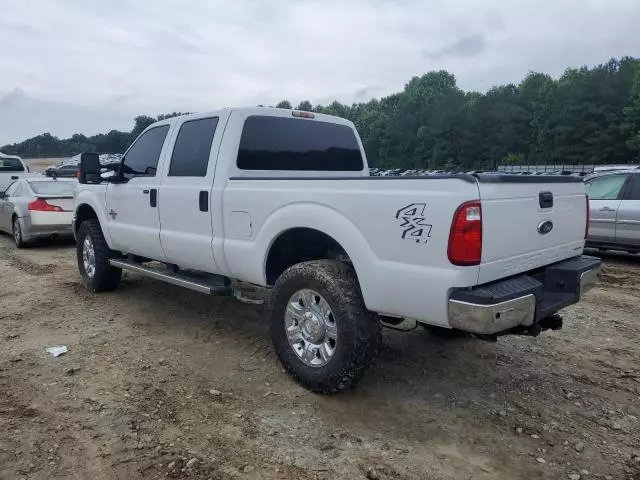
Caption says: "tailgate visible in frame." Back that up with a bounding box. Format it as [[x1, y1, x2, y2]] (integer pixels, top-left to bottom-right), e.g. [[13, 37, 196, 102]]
[[477, 175, 587, 284]]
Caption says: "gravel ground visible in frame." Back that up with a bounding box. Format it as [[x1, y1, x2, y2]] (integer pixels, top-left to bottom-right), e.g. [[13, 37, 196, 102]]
[[1, 236, 639, 480]]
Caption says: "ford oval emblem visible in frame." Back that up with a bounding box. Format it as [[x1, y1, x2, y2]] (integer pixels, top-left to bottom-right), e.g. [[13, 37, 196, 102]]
[[537, 220, 554, 235]]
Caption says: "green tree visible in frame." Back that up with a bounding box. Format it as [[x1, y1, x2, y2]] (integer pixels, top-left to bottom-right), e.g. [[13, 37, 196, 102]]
[[276, 100, 292, 109]]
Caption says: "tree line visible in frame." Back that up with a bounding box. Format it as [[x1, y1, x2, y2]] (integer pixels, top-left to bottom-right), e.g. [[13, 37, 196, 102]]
[[3, 57, 640, 170]]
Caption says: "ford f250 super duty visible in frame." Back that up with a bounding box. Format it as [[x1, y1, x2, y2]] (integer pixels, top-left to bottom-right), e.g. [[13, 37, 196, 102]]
[[72, 107, 600, 393]]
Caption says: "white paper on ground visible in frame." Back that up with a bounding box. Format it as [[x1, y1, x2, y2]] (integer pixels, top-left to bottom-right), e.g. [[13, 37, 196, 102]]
[[46, 346, 68, 357]]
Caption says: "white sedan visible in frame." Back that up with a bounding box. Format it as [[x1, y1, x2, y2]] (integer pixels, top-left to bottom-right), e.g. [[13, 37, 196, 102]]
[[0, 178, 76, 247]]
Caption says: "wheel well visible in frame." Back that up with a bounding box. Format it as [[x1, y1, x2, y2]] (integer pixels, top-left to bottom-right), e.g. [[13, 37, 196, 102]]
[[265, 228, 352, 285], [75, 204, 98, 234]]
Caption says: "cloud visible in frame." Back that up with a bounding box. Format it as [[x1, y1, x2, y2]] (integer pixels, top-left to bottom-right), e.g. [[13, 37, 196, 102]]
[[1, 0, 639, 144], [423, 34, 487, 60]]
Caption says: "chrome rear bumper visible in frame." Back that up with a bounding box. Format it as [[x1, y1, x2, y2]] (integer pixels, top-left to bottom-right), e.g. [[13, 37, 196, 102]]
[[448, 255, 601, 335]]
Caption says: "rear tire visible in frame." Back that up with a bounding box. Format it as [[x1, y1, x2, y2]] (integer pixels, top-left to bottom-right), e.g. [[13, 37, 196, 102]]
[[270, 260, 381, 394], [77, 219, 122, 292], [12, 217, 26, 249]]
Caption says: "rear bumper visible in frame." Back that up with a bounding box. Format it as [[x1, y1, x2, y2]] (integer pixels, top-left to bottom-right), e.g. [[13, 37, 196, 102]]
[[448, 255, 601, 335], [21, 213, 74, 240]]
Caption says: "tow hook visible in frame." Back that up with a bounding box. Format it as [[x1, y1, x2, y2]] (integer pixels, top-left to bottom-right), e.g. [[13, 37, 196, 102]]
[[526, 314, 563, 336]]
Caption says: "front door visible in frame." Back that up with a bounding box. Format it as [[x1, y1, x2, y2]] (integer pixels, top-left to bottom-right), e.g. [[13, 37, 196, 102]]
[[159, 115, 225, 272], [585, 173, 628, 244], [106, 125, 170, 260]]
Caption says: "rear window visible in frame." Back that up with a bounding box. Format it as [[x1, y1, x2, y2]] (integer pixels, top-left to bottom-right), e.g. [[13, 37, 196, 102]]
[[28, 181, 75, 196], [0, 158, 25, 172], [237, 116, 363, 171]]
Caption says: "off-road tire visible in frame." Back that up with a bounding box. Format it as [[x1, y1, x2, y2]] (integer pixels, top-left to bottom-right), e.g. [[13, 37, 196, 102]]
[[77, 219, 122, 292], [12, 217, 26, 249], [270, 260, 381, 394]]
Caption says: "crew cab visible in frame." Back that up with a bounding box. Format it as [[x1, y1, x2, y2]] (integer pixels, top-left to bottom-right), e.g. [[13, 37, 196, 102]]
[[0, 153, 34, 192], [73, 108, 600, 393]]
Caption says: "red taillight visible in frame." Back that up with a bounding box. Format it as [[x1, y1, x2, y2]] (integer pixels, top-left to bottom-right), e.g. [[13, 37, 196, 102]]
[[28, 198, 63, 212], [448, 200, 482, 266], [585, 194, 590, 239]]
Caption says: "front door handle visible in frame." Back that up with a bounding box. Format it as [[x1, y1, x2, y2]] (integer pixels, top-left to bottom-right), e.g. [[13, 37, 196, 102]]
[[199, 191, 208, 212], [600, 207, 616, 212], [149, 189, 157, 207]]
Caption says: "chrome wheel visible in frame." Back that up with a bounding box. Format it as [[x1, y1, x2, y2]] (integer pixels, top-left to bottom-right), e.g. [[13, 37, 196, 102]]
[[285, 289, 338, 367], [13, 219, 21, 244], [82, 236, 96, 278]]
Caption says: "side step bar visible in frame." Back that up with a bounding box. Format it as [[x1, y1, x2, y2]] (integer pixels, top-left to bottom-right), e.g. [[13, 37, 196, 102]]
[[109, 259, 232, 295]]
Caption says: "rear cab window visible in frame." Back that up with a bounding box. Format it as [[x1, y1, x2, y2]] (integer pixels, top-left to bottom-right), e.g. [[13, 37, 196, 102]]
[[237, 116, 364, 171]]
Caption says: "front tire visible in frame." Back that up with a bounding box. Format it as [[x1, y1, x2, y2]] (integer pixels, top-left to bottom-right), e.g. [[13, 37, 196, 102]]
[[76, 219, 122, 292], [270, 260, 381, 394]]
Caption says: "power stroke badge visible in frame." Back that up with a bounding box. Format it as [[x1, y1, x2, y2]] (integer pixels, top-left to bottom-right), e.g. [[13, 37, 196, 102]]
[[396, 203, 432, 244]]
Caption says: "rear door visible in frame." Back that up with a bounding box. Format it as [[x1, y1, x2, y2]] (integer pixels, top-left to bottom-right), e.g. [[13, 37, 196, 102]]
[[615, 173, 640, 249], [476, 176, 587, 284], [159, 113, 228, 272], [584, 173, 628, 244]]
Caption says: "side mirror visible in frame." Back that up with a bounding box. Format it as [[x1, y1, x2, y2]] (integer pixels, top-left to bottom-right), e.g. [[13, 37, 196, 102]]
[[78, 153, 101, 184]]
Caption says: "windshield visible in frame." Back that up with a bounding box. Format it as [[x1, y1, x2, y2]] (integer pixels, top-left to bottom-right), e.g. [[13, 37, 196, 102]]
[[28, 181, 75, 196]]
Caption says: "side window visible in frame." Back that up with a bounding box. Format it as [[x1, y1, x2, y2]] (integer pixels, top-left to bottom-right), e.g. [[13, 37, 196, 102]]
[[627, 175, 640, 201], [585, 175, 628, 200], [121, 126, 170, 179], [168, 117, 219, 177], [0, 158, 25, 172]]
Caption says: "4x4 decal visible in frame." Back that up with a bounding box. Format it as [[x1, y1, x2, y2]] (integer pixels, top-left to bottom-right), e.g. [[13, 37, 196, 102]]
[[395, 203, 432, 244]]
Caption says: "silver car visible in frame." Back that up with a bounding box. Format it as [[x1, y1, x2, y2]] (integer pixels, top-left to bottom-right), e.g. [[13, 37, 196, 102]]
[[0, 178, 76, 248], [585, 170, 640, 253]]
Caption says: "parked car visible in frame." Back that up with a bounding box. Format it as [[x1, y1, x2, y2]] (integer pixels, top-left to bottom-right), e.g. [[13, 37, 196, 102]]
[[0, 153, 35, 192], [585, 170, 640, 253], [72, 107, 599, 393], [0, 178, 76, 247], [44, 163, 79, 178]]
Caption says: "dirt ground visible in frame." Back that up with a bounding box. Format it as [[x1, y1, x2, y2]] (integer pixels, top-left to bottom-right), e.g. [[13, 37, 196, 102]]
[[1, 236, 639, 480]]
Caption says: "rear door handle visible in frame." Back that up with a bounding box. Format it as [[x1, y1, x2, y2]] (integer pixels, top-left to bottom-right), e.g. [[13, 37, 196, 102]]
[[143, 189, 150, 194], [149, 189, 157, 207], [199, 191, 209, 212], [600, 207, 616, 212]]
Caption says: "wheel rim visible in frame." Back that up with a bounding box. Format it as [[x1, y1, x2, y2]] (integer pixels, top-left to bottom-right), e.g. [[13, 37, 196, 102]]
[[82, 236, 96, 278], [285, 289, 337, 367], [13, 220, 21, 244]]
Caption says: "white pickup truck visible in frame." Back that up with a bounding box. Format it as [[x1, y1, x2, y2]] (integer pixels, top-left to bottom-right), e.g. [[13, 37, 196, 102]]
[[73, 108, 600, 393], [0, 153, 33, 192]]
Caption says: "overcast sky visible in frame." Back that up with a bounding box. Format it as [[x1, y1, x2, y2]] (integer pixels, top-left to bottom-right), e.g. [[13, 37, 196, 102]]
[[1, 0, 639, 145]]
